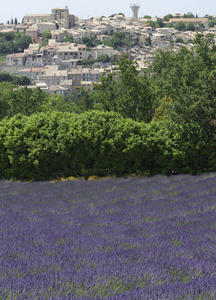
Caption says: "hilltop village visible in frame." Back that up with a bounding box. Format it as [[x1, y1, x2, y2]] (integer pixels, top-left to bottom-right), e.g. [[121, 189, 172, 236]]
[[0, 7, 216, 95]]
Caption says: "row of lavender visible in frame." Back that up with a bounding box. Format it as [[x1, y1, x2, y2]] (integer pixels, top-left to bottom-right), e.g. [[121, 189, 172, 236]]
[[1, 173, 216, 299]]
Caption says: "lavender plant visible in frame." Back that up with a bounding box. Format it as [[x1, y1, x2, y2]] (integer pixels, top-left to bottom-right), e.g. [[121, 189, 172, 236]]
[[0, 173, 216, 299]]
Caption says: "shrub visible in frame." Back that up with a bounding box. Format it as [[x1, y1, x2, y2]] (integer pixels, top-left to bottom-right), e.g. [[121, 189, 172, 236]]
[[1, 111, 216, 181]]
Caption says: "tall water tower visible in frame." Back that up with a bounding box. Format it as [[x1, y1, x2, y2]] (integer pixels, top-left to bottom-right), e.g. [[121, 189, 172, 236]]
[[130, 3, 140, 19]]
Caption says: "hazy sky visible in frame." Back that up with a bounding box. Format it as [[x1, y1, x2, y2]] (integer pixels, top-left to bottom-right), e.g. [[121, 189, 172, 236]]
[[1, 1, 215, 24]]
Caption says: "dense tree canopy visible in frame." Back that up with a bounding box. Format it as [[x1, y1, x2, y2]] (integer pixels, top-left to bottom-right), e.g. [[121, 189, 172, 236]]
[[143, 15, 151, 19], [0, 33, 31, 53], [148, 33, 216, 133], [208, 19, 216, 28], [186, 22, 195, 31], [0, 71, 30, 85], [63, 34, 74, 43], [174, 21, 186, 31], [163, 14, 173, 21], [175, 37, 184, 43], [183, 12, 195, 18], [97, 54, 110, 62], [81, 37, 96, 48], [148, 19, 165, 29], [93, 55, 153, 122]]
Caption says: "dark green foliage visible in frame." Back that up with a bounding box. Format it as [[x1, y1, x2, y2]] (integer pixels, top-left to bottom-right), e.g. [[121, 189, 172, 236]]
[[186, 22, 195, 31], [97, 54, 110, 62], [103, 32, 138, 49], [0, 71, 30, 85], [175, 37, 184, 43], [183, 12, 195, 18], [0, 71, 13, 82], [13, 74, 31, 86], [148, 19, 165, 29], [93, 55, 153, 122], [146, 36, 151, 46], [174, 21, 186, 31], [0, 82, 12, 120], [42, 93, 82, 114], [109, 32, 125, 48], [143, 15, 151, 19], [4, 34, 32, 53], [208, 19, 216, 28], [0, 111, 149, 180], [63, 34, 73, 43], [0, 83, 48, 120], [9, 87, 48, 116], [149, 34, 216, 130], [165, 23, 174, 28], [156, 18, 165, 28], [163, 14, 173, 21], [4, 32, 15, 41], [42, 30, 51, 45], [43, 30, 52, 40], [198, 23, 205, 31], [81, 60, 95, 65], [15, 35, 31, 52], [81, 37, 96, 48], [1, 111, 216, 181]]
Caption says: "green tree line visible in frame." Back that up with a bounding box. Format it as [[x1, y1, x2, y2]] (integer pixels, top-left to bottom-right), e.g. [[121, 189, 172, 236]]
[[1, 110, 216, 181], [0, 32, 31, 53]]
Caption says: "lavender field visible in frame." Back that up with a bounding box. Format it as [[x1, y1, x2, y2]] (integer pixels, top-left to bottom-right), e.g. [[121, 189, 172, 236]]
[[1, 173, 216, 299]]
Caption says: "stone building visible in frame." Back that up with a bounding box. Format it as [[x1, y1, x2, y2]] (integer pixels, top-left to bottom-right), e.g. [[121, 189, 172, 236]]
[[23, 7, 75, 29]]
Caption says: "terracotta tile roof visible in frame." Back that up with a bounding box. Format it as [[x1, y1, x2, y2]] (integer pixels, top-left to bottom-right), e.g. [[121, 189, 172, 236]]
[[7, 53, 25, 58], [170, 18, 208, 22], [77, 44, 86, 48]]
